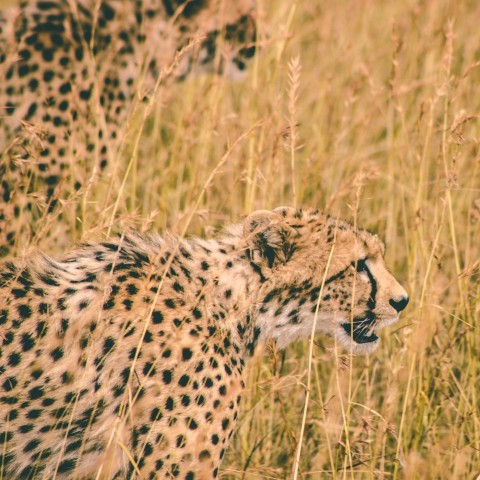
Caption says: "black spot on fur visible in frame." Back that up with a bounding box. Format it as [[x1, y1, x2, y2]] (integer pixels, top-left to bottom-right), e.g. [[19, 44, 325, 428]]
[[143, 362, 156, 377], [24, 439, 40, 452], [8, 353, 21, 366], [103, 337, 116, 355], [2, 377, 17, 391], [21, 333, 35, 351], [150, 407, 162, 422], [176, 435, 186, 448], [17, 304, 32, 319], [152, 310, 163, 324], [182, 348, 193, 361], [162, 370, 173, 384], [58, 458, 76, 473], [178, 374, 190, 387], [26, 409, 42, 419], [165, 396, 175, 410], [165, 298, 175, 308], [50, 347, 64, 361], [28, 386, 44, 400]]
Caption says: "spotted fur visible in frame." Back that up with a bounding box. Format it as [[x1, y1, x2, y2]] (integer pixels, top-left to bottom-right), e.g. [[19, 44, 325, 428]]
[[0, 0, 256, 257], [0, 207, 408, 479]]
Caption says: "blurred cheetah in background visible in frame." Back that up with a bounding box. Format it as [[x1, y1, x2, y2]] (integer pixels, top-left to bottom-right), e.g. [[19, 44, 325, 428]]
[[0, 0, 257, 256]]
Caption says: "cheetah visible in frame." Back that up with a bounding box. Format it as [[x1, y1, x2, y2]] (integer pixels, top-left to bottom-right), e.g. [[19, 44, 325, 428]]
[[0, 207, 409, 479], [0, 0, 256, 256]]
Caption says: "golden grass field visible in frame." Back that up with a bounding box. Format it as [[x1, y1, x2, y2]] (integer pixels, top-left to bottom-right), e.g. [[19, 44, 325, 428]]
[[3, 0, 480, 478]]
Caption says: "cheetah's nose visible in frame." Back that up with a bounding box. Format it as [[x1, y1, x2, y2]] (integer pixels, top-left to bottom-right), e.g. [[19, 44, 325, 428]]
[[389, 296, 409, 312]]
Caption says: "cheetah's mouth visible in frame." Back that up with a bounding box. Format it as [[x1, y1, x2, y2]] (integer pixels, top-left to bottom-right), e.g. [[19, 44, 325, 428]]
[[340, 314, 378, 344]]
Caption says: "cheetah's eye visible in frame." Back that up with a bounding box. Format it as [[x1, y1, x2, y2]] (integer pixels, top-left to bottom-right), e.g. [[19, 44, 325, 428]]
[[354, 258, 368, 273]]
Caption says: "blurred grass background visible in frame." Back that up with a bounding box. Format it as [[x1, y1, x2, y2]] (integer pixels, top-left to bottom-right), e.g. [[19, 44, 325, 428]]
[[5, 0, 480, 478]]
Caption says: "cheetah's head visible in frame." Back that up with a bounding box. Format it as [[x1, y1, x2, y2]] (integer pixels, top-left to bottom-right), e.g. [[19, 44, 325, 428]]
[[243, 207, 409, 354]]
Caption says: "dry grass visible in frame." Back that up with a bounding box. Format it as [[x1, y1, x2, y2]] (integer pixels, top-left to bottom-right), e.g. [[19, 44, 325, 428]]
[[5, 0, 480, 478]]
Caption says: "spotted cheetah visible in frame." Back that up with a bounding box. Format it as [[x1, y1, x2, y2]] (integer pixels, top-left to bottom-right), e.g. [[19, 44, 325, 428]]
[[0, 0, 256, 256], [0, 207, 409, 479]]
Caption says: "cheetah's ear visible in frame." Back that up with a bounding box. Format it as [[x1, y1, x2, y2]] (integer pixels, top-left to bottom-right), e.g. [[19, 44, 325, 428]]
[[243, 210, 294, 268]]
